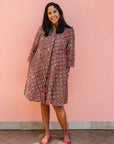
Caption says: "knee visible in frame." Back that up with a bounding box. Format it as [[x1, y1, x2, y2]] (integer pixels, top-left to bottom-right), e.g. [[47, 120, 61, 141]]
[[53, 105, 64, 111], [41, 103, 49, 108]]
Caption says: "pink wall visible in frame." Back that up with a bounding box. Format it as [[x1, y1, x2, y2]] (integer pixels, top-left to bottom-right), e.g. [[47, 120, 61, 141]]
[[0, 0, 114, 121]]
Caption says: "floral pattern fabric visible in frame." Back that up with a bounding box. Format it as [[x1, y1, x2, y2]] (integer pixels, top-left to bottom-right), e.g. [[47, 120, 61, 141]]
[[24, 25, 75, 106]]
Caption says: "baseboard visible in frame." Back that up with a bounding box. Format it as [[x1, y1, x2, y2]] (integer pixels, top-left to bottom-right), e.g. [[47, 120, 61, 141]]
[[0, 121, 114, 130]]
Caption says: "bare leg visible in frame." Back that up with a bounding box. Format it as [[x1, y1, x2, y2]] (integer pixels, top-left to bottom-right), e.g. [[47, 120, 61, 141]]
[[41, 103, 50, 140], [52, 105, 71, 142]]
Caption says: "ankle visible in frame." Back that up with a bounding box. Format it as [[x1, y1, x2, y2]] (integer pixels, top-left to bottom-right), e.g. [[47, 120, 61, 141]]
[[44, 131, 50, 135], [63, 130, 68, 135]]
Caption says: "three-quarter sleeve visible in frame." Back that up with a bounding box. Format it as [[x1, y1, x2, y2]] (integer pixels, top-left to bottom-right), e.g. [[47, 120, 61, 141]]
[[27, 26, 42, 62], [66, 28, 75, 68]]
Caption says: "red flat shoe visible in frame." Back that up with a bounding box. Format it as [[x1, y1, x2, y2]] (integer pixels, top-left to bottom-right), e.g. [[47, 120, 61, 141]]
[[63, 135, 71, 144], [40, 135, 51, 144]]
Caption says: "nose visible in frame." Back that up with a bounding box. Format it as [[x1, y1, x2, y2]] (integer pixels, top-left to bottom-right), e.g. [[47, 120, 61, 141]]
[[51, 13, 55, 17]]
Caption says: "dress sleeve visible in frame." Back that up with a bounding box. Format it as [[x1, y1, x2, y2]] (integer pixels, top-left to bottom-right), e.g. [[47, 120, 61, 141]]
[[66, 28, 75, 68], [27, 26, 42, 62]]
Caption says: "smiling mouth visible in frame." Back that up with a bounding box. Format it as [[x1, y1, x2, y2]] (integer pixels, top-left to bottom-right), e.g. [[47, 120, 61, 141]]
[[52, 17, 57, 21]]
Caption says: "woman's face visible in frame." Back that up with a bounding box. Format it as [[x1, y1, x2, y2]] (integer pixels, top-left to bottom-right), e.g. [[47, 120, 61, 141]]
[[47, 5, 60, 26]]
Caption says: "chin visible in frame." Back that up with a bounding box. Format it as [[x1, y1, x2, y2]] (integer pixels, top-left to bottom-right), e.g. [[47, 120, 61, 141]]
[[52, 21, 58, 25]]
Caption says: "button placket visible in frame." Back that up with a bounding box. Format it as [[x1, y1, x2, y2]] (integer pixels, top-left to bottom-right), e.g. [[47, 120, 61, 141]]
[[46, 28, 56, 78]]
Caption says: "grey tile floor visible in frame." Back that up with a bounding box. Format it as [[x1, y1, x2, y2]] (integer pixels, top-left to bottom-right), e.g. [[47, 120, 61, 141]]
[[0, 130, 114, 144]]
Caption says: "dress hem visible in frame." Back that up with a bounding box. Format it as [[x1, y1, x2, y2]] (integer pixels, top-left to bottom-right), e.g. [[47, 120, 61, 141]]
[[25, 96, 68, 106]]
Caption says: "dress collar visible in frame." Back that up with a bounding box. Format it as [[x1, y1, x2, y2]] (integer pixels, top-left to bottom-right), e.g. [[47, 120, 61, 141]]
[[51, 23, 57, 33], [52, 23, 57, 29]]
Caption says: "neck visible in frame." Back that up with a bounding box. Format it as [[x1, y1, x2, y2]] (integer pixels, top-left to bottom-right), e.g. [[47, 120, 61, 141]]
[[52, 23, 58, 28]]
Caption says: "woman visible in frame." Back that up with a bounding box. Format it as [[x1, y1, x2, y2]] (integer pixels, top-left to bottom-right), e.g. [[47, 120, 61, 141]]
[[24, 2, 75, 144]]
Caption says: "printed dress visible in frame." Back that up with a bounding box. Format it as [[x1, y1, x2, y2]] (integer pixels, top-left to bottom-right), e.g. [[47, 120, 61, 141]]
[[24, 25, 75, 106]]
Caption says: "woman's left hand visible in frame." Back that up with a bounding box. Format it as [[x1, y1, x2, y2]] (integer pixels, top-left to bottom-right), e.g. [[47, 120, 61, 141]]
[[66, 67, 70, 73], [66, 67, 70, 77]]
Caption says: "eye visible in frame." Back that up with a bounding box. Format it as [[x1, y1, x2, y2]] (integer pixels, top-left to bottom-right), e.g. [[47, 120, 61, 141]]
[[53, 10, 57, 13], [48, 12, 51, 15]]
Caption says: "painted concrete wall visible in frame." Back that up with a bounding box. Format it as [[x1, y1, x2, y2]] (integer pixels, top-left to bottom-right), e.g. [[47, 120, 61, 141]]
[[0, 0, 114, 121]]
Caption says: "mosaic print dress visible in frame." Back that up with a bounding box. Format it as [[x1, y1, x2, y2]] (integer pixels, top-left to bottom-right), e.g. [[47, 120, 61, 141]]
[[24, 25, 75, 106]]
